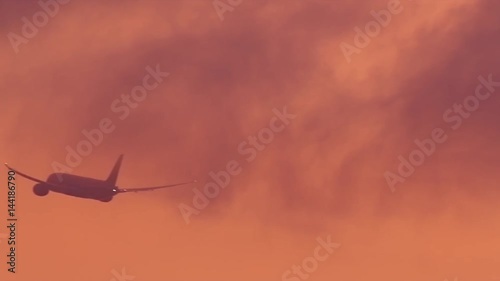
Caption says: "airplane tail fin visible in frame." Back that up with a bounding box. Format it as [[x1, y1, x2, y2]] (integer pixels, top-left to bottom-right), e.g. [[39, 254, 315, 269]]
[[107, 154, 123, 186]]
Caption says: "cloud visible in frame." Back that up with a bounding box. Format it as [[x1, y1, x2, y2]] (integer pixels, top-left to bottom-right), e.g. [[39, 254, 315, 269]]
[[1, 0, 500, 280]]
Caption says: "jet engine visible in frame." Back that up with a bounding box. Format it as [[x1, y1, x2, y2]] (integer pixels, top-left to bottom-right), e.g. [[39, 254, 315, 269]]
[[33, 184, 49, 196]]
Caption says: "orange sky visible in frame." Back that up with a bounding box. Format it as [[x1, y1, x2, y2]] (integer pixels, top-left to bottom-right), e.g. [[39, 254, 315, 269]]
[[1, 0, 500, 280]]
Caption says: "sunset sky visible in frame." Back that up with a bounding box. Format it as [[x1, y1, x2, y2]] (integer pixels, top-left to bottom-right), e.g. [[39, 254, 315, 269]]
[[1, 0, 500, 280]]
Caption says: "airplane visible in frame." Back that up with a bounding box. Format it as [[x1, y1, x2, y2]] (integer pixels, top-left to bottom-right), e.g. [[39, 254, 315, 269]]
[[4, 155, 196, 202]]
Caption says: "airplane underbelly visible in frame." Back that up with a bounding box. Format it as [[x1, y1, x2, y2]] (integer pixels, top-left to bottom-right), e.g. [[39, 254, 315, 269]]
[[47, 175, 113, 199], [56, 185, 107, 199]]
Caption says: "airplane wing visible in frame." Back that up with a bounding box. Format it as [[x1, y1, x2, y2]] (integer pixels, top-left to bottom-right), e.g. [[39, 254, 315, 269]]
[[4, 163, 67, 189], [117, 180, 197, 193], [6, 162, 197, 193]]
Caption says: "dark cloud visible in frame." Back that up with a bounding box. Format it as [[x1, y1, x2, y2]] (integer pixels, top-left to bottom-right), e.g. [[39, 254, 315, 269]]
[[1, 0, 500, 280]]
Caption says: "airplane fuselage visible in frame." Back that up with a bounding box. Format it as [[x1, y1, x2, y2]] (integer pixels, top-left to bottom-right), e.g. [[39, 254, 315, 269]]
[[34, 173, 117, 202], [6, 154, 196, 202]]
